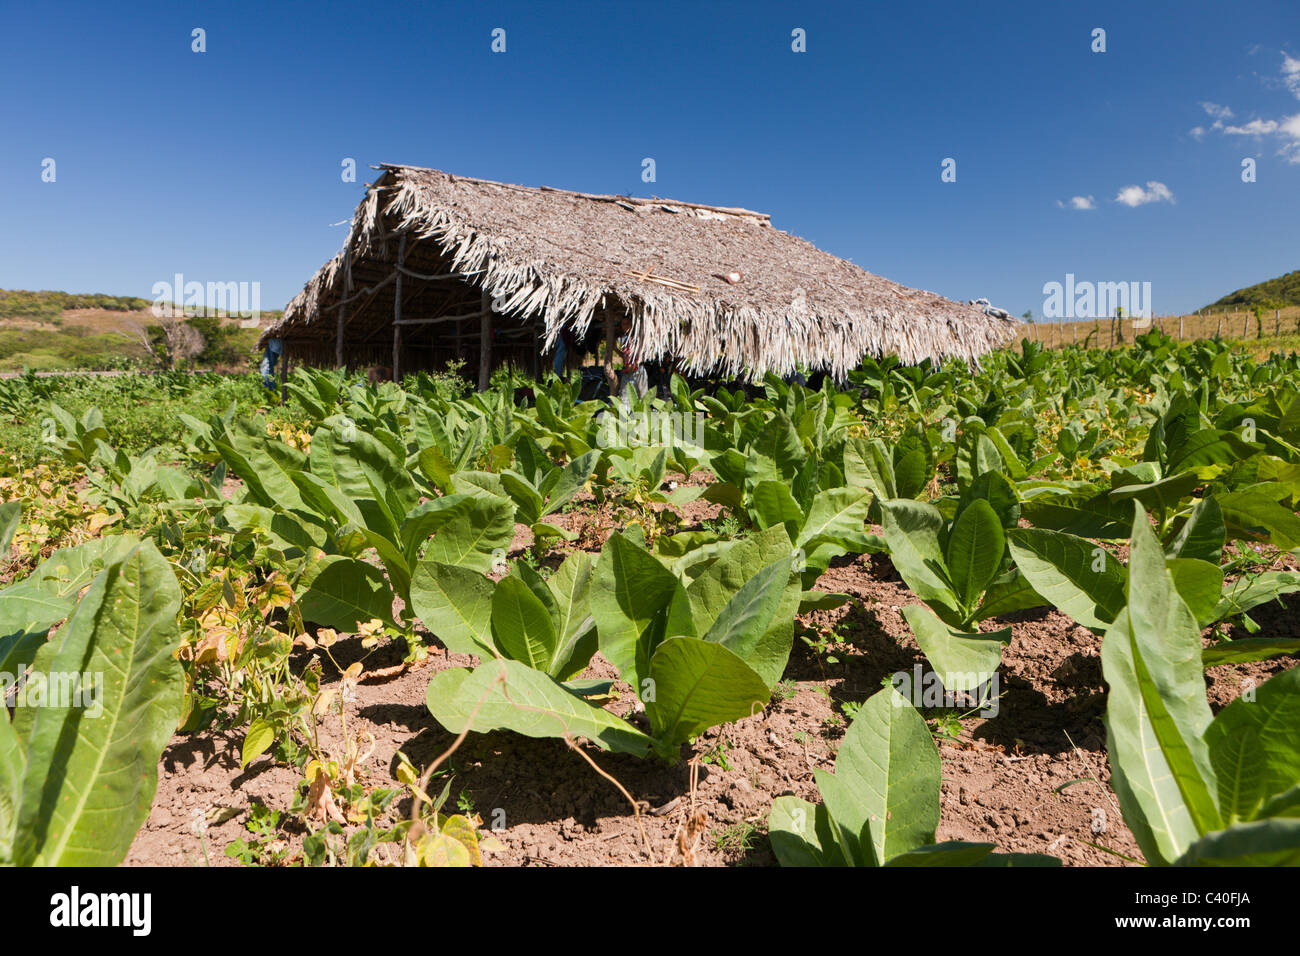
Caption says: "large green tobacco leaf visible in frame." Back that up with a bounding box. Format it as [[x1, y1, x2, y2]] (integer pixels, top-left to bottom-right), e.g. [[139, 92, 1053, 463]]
[[945, 498, 1003, 611], [10, 540, 183, 866], [290, 470, 366, 531], [450, 470, 506, 500], [310, 418, 419, 535], [399, 495, 482, 563], [1108, 471, 1200, 514], [1164, 497, 1225, 563], [409, 561, 494, 656], [699, 556, 793, 688], [1165, 429, 1258, 474], [0, 536, 143, 673], [543, 552, 599, 681], [960, 470, 1020, 530], [798, 487, 872, 570], [975, 569, 1045, 621], [880, 499, 960, 621], [901, 605, 1008, 692], [0, 502, 18, 553], [0, 706, 21, 862], [1019, 496, 1132, 539], [1101, 505, 1221, 866], [644, 637, 768, 759], [425, 660, 651, 757], [297, 555, 394, 630], [420, 494, 515, 573], [1173, 819, 1300, 866], [592, 533, 695, 695], [491, 575, 557, 672], [213, 422, 309, 513], [844, 437, 897, 500], [1216, 488, 1300, 548], [812, 686, 940, 866], [1165, 558, 1224, 627], [1201, 636, 1300, 666], [1007, 528, 1126, 630], [749, 481, 804, 533], [499, 472, 545, 525], [1203, 667, 1300, 824], [686, 525, 800, 686], [768, 796, 845, 867]]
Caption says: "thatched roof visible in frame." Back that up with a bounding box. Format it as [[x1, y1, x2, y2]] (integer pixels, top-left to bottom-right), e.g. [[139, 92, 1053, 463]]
[[261, 164, 1019, 379]]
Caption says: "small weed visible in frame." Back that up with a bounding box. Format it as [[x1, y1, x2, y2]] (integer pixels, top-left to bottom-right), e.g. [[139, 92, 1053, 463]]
[[712, 820, 759, 854]]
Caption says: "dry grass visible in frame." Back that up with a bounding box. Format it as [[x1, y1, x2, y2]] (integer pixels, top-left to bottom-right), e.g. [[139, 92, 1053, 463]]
[[1024, 305, 1300, 350]]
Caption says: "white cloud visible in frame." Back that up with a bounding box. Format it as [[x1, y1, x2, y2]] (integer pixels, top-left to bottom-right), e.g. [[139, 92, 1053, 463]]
[[1283, 54, 1300, 99], [1280, 112, 1300, 162], [1067, 195, 1096, 210], [1114, 181, 1175, 207], [1223, 118, 1280, 135], [1193, 54, 1300, 164]]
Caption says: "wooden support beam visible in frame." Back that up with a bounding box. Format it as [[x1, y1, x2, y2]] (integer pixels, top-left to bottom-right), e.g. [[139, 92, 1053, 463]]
[[393, 309, 488, 326], [396, 266, 482, 282], [393, 234, 405, 381], [529, 319, 540, 379], [604, 311, 618, 393], [335, 248, 350, 368], [478, 290, 492, 391]]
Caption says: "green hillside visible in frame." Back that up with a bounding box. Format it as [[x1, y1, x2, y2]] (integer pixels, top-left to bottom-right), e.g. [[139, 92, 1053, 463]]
[[0, 288, 268, 372], [1207, 269, 1300, 310], [0, 288, 152, 321]]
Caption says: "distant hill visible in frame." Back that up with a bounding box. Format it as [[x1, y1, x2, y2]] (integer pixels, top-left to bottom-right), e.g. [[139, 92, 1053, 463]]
[[0, 288, 151, 321], [0, 288, 275, 372], [1206, 270, 1300, 310]]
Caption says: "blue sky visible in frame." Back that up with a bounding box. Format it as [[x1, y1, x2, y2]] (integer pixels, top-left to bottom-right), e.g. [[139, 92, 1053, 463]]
[[1, 0, 1297, 319]]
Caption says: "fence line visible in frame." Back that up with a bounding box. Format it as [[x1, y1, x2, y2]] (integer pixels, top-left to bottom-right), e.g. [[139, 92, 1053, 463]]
[[1023, 307, 1298, 350]]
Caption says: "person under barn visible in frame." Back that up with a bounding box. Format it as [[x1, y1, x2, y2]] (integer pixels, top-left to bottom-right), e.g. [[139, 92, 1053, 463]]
[[259, 337, 282, 391]]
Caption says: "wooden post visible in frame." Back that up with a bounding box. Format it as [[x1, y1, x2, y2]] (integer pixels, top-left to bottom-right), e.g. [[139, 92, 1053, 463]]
[[336, 301, 348, 369], [1216, 314, 1222, 339], [478, 289, 492, 391], [528, 320, 539, 380], [1276, 309, 1281, 338], [336, 248, 350, 368], [392, 235, 406, 382], [1179, 316, 1184, 340], [1243, 313, 1250, 339], [604, 312, 618, 393]]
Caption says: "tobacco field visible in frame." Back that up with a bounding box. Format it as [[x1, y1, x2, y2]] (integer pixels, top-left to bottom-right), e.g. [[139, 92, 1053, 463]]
[[2, 330, 1299, 867]]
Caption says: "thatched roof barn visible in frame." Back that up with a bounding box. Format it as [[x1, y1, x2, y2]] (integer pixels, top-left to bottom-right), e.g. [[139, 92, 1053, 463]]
[[260, 164, 1018, 385]]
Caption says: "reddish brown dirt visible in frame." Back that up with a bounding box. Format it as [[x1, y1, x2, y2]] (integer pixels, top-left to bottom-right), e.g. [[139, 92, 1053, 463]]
[[125, 537, 1297, 868]]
